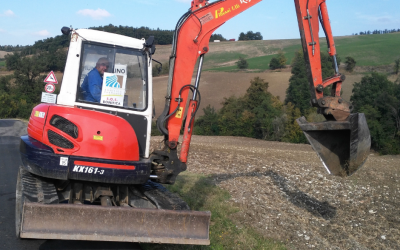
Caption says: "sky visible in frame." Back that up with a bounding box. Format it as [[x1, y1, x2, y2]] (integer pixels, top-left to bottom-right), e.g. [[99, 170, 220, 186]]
[[0, 0, 399, 46]]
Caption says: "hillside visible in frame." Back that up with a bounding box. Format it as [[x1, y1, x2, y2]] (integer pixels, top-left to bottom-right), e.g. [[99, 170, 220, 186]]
[[152, 70, 365, 117], [151, 135, 400, 250], [152, 33, 400, 116], [2, 33, 399, 117], [152, 32, 400, 72]]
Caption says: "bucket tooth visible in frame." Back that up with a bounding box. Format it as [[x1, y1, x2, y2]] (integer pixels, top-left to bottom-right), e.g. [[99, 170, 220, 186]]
[[297, 113, 371, 176]]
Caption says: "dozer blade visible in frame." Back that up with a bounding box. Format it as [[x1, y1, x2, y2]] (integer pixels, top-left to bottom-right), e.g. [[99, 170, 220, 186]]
[[297, 113, 371, 176], [20, 203, 211, 245]]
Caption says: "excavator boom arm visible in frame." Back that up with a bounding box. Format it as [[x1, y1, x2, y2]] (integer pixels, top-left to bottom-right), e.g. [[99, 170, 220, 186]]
[[159, 0, 263, 147], [295, 0, 348, 119], [152, 0, 370, 184]]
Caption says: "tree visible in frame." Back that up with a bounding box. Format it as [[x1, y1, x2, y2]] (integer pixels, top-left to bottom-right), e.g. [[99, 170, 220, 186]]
[[243, 77, 282, 139], [269, 52, 287, 70], [351, 73, 394, 111], [0, 92, 18, 118], [253, 32, 263, 40], [351, 73, 400, 154], [1, 53, 48, 119], [285, 50, 311, 114], [4, 52, 21, 71], [280, 102, 307, 143], [217, 77, 282, 139], [210, 34, 226, 42], [394, 58, 400, 75], [238, 32, 247, 41], [217, 96, 248, 136], [238, 31, 263, 41], [345, 56, 356, 72], [286, 50, 345, 115], [192, 76, 310, 144], [269, 57, 280, 70], [193, 105, 220, 135], [236, 57, 248, 69], [277, 52, 287, 68]]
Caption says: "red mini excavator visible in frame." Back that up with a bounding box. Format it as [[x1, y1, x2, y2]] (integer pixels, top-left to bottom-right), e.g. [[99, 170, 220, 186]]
[[17, 0, 370, 245]]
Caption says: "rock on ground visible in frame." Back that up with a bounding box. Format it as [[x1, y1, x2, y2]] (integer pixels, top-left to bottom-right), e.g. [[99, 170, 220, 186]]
[[151, 135, 400, 250]]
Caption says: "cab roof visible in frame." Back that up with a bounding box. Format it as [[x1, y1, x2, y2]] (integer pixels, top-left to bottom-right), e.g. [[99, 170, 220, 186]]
[[75, 29, 146, 50]]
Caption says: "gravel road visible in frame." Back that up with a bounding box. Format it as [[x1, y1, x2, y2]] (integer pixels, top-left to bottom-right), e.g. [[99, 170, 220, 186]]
[[151, 135, 400, 250]]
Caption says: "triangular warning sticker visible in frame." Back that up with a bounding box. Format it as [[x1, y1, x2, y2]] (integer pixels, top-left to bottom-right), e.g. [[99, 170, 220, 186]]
[[44, 71, 58, 84]]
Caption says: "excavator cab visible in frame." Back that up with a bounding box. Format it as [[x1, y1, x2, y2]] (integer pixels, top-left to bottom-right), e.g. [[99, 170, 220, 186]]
[[17, 28, 211, 245]]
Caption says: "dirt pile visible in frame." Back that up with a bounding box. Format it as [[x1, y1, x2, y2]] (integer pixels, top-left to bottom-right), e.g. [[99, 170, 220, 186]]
[[152, 136, 400, 249]]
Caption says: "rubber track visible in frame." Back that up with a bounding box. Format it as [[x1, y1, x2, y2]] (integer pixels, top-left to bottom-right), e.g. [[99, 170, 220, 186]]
[[20, 167, 59, 204], [141, 181, 190, 210], [20, 166, 188, 210]]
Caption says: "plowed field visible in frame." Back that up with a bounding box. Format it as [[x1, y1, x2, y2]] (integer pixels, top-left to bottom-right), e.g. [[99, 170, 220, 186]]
[[152, 70, 363, 117], [151, 135, 400, 250]]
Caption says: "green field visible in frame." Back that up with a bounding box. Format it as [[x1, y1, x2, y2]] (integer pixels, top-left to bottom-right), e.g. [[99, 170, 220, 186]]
[[0, 60, 5, 67], [205, 32, 400, 72], [206, 43, 301, 72], [329, 32, 400, 66]]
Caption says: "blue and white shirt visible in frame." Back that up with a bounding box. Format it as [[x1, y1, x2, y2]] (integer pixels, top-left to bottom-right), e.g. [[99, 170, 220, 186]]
[[81, 68, 103, 102]]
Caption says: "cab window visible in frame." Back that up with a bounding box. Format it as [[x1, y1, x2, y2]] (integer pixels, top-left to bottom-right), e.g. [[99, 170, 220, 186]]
[[77, 43, 147, 110]]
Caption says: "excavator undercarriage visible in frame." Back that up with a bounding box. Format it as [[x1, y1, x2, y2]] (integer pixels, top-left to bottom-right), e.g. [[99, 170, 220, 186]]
[[16, 166, 210, 244]]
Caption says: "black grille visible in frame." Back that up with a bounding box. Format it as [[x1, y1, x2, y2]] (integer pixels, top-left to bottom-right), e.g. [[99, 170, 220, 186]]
[[48, 130, 74, 149], [50, 115, 78, 139]]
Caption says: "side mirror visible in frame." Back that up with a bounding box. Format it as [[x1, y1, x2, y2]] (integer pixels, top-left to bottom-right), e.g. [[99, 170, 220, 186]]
[[61, 27, 72, 35], [153, 100, 156, 118], [151, 44, 156, 55], [145, 36, 154, 46], [152, 59, 162, 74], [145, 36, 156, 55]]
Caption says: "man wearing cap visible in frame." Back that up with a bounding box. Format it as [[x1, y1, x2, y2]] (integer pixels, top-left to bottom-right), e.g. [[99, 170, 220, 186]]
[[81, 57, 109, 102]]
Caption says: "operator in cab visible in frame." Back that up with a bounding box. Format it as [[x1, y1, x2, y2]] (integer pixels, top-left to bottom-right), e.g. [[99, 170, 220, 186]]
[[81, 57, 109, 102]]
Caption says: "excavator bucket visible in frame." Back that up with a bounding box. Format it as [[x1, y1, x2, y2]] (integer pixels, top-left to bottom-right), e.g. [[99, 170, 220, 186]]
[[297, 113, 371, 176]]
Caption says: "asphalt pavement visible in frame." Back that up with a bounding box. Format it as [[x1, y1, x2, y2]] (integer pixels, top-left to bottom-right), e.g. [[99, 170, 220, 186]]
[[0, 119, 142, 250]]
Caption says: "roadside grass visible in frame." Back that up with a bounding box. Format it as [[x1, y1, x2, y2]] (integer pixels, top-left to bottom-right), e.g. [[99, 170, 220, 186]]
[[140, 172, 286, 250]]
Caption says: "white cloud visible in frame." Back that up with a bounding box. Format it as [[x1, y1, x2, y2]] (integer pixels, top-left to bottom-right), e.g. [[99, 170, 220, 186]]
[[356, 13, 399, 24], [0, 10, 15, 17], [32, 30, 50, 37], [77, 8, 111, 20]]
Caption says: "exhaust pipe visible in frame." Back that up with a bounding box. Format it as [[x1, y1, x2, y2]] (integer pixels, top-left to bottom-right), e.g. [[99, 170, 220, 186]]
[[297, 113, 371, 176]]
